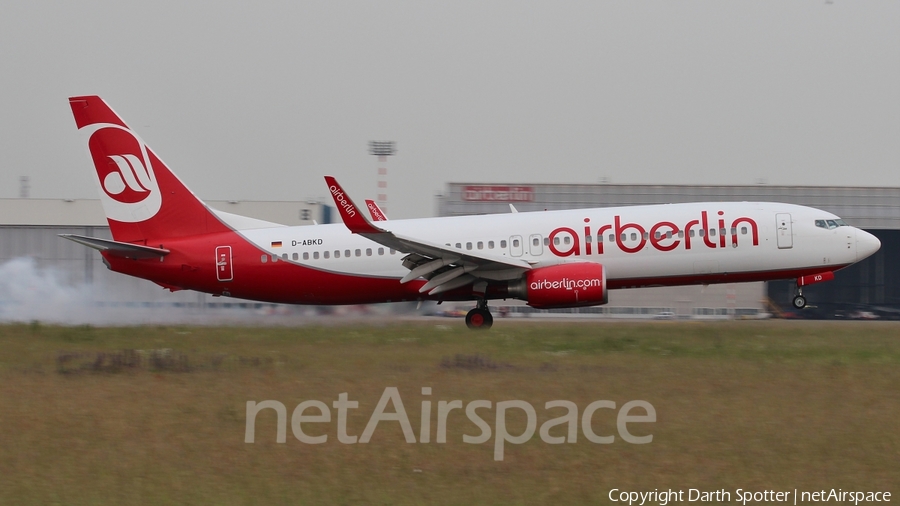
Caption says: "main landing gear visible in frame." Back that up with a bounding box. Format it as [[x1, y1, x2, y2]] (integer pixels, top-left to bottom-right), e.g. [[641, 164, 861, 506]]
[[792, 288, 807, 309], [466, 300, 493, 330]]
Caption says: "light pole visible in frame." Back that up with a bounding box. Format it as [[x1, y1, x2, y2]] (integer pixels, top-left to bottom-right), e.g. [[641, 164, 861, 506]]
[[368, 141, 395, 214]]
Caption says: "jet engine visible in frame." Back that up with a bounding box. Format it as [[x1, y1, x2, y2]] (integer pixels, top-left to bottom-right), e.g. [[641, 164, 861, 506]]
[[508, 263, 608, 309]]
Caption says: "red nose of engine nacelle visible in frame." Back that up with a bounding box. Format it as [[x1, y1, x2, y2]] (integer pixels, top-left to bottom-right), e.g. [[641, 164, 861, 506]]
[[508, 263, 608, 309]]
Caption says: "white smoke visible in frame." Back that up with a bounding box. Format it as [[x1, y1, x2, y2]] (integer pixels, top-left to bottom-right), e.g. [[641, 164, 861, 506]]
[[0, 256, 407, 326], [0, 257, 95, 324]]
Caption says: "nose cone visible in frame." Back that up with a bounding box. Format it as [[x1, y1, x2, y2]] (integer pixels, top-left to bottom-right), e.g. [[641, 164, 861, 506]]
[[856, 229, 881, 262]]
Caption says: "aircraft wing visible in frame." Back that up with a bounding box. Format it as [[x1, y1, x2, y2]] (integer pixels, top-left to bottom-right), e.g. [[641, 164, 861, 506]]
[[325, 176, 530, 295]]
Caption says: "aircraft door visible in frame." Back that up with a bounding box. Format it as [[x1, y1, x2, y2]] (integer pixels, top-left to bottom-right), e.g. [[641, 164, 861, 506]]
[[509, 235, 523, 257], [776, 213, 793, 249], [529, 234, 543, 256], [216, 246, 233, 281]]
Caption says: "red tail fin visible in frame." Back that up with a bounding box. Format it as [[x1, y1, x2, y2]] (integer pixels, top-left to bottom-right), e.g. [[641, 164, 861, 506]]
[[69, 96, 229, 243]]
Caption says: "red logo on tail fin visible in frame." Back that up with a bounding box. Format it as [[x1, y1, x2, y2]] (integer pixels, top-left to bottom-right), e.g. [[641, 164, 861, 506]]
[[81, 123, 162, 222]]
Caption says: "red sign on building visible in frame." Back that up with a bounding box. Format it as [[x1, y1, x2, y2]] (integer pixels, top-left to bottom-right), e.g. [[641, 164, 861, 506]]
[[462, 185, 535, 202]]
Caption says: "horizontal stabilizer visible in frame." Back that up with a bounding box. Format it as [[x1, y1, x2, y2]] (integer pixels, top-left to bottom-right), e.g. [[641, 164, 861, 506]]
[[59, 234, 170, 259]]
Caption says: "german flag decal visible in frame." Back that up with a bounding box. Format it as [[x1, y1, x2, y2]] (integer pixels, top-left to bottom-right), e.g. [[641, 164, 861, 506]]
[[271, 241, 283, 248]]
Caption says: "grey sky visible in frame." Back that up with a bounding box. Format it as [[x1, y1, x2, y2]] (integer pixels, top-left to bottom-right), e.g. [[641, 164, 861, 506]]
[[1, 1, 897, 219]]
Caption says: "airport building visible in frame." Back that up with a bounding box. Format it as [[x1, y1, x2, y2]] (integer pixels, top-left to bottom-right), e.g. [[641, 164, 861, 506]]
[[438, 183, 900, 318]]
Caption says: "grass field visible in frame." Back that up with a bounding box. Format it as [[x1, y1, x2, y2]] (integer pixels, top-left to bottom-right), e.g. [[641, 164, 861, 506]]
[[0, 320, 898, 505]]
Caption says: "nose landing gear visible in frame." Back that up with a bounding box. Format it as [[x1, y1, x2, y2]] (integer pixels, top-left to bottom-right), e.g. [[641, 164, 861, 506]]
[[465, 300, 493, 330]]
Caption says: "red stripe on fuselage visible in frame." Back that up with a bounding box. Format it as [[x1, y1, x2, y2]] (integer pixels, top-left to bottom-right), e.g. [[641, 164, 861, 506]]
[[606, 265, 848, 290], [103, 226, 846, 304], [102, 229, 426, 305]]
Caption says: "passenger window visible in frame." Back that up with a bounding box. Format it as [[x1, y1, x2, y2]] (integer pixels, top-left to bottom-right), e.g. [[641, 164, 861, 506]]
[[390, 249, 396, 255], [666, 231, 672, 239], [366, 248, 372, 256], [609, 234, 615, 242], [455, 243, 462, 249], [261, 255, 268, 263], [654, 231, 661, 240], [678, 231, 684, 238], [554, 237, 560, 246], [532, 238, 539, 246], [292, 253, 298, 260], [303, 252, 309, 260], [282, 253, 288, 260], [313, 252, 319, 259], [466, 242, 473, 250], [345, 250, 351, 257], [720, 228, 726, 236], [355, 249, 361, 257], [477, 241, 483, 250], [500, 240, 507, 248], [323, 251, 330, 259], [597, 234, 603, 243], [513, 239, 520, 247], [710, 229, 716, 236], [741, 227, 748, 235], [630, 233, 637, 241], [620, 233, 626, 241], [585, 235, 592, 244], [378, 248, 384, 255], [544, 237, 550, 246], [642, 232, 649, 240], [563, 236, 571, 245], [730, 228, 737, 236], [334, 250, 340, 258], [698, 230, 705, 237], [488, 241, 494, 249], [272, 256, 278, 262]]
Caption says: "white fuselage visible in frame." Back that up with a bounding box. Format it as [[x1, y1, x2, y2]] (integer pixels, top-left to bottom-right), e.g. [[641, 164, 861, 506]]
[[241, 201, 873, 286]]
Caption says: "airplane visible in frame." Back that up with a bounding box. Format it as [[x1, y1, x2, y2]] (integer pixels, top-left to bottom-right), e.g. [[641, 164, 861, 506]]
[[62, 95, 881, 329]]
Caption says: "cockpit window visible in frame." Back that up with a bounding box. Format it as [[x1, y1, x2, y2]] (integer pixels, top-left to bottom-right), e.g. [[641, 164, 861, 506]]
[[816, 219, 847, 230]]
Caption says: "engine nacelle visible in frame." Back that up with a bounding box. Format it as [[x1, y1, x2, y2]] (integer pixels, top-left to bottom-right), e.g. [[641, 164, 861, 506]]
[[508, 263, 608, 309]]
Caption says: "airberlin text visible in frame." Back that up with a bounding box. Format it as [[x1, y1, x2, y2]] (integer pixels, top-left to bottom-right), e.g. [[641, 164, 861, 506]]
[[549, 211, 759, 257], [245, 387, 656, 461], [329, 185, 357, 218], [531, 277, 602, 290]]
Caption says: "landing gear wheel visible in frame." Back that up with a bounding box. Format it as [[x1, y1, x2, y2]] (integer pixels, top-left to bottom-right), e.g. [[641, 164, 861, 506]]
[[792, 295, 807, 309], [466, 308, 493, 330]]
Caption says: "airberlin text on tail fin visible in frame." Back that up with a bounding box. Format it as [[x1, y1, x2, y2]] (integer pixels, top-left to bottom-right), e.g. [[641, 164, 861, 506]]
[[69, 96, 229, 243]]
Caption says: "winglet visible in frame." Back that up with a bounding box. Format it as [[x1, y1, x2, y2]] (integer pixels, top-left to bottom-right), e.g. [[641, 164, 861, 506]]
[[324, 176, 384, 234], [365, 199, 388, 221]]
